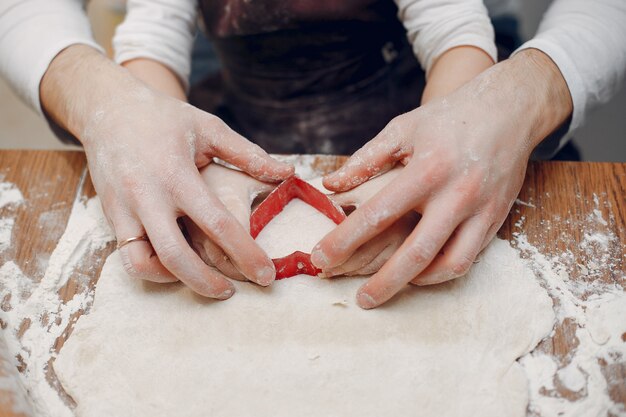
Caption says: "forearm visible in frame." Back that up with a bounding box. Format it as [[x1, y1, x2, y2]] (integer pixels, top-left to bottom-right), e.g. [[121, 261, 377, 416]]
[[421, 46, 494, 104], [40, 44, 144, 144], [122, 59, 187, 101]]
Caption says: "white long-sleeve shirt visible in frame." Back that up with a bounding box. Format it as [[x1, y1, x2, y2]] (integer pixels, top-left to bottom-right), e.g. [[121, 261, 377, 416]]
[[0, 0, 103, 116], [1, 0, 625, 148], [516, 0, 626, 137], [393, 0, 497, 75], [113, 0, 197, 91]]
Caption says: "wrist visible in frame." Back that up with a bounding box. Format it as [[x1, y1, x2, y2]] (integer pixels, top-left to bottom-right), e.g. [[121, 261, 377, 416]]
[[39, 44, 143, 145], [504, 49, 573, 149], [422, 46, 494, 104], [122, 59, 187, 101]]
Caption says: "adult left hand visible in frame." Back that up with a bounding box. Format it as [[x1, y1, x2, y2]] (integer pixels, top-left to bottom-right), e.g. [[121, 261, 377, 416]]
[[310, 50, 573, 309], [319, 167, 419, 277]]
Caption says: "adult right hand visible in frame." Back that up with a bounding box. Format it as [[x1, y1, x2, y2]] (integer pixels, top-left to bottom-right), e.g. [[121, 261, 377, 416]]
[[185, 163, 276, 282], [40, 45, 294, 299], [311, 49, 573, 309]]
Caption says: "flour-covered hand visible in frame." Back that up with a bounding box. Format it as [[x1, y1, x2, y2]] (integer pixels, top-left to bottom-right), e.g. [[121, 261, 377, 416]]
[[40, 46, 294, 299], [311, 50, 573, 308], [319, 167, 418, 277], [185, 164, 276, 281]]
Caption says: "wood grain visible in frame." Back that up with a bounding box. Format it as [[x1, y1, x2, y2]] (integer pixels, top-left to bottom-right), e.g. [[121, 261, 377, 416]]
[[0, 151, 624, 416], [0, 151, 88, 416]]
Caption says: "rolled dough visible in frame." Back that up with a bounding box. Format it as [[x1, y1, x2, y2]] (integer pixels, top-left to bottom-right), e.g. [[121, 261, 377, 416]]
[[254, 199, 337, 259], [55, 239, 554, 417]]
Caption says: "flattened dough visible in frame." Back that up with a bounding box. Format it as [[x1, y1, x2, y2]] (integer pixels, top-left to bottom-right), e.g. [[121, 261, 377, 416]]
[[254, 199, 337, 259], [55, 238, 554, 417]]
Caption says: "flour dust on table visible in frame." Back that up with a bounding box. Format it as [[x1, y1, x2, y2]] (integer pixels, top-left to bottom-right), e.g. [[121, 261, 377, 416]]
[[55, 206, 555, 417]]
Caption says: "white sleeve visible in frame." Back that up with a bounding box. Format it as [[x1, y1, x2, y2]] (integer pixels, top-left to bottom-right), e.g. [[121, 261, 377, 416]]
[[515, 0, 626, 136], [0, 0, 103, 115], [113, 0, 197, 92], [394, 0, 497, 75]]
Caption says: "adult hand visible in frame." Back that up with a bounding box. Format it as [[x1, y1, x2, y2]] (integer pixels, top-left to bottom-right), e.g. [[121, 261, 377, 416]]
[[185, 164, 276, 281], [40, 45, 294, 299], [319, 167, 419, 277], [311, 49, 573, 309]]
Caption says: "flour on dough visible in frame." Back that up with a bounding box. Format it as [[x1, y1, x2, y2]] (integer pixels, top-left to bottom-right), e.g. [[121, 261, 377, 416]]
[[55, 236, 554, 417], [254, 198, 337, 258]]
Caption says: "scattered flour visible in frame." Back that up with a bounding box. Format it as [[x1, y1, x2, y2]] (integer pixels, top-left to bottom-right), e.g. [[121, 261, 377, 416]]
[[0, 164, 624, 417], [0, 179, 23, 255], [557, 362, 587, 393], [0, 181, 24, 209], [255, 199, 337, 259], [513, 193, 626, 417], [0, 195, 114, 417], [0, 218, 14, 253], [0, 331, 34, 416]]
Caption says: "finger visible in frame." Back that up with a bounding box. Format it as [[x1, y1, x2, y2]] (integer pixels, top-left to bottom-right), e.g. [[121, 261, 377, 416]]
[[348, 244, 398, 276], [410, 216, 489, 286], [184, 218, 247, 282], [140, 210, 236, 299], [327, 244, 399, 277], [321, 234, 393, 278], [113, 212, 178, 283], [196, 115, 294, 182], [200, 164, 275, 223], [322, 213, 417, 277], [480, 219, 504, 252], [323, 120, 409, 192], [355, 203, 462, 309], [177, 174, 276, 286], [329, 166, 403, 209], [311, 167, 433, 270]]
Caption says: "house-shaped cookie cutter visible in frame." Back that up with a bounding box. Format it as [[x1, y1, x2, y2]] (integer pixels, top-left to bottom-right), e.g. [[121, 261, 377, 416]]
[[250, 176, 346, 279]]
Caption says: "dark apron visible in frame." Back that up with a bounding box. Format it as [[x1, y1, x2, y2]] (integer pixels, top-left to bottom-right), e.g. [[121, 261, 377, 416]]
[[190, 0, 425, 154]]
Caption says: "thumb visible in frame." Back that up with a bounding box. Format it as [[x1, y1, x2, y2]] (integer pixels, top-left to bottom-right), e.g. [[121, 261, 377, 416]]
[[199, 163, 276, 231]]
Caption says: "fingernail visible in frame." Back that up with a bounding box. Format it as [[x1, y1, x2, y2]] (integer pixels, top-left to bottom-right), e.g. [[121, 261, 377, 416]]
[[356, 291, 377, 310], [257, 266, 276, 286], [317, 269, 337, 279], [323, 175, 341, 189], [310, 248, 329, 269], [217, 287, 235, 300], [320, 267, 343, 278]]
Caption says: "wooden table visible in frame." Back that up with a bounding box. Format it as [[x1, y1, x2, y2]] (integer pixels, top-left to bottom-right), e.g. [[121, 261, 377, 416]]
[[0, 150, 624, 416]]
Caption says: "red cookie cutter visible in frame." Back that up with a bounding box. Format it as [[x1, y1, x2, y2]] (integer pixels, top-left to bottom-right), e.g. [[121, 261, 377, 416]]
[[250, 176, 346, 279]]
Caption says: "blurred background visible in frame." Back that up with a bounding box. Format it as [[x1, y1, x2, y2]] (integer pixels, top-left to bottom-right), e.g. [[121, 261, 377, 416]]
[[1, 0, 624, 161]]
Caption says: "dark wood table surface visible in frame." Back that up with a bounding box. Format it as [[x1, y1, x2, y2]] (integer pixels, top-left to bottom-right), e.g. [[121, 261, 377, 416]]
[[0, 150, 624, 416]]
